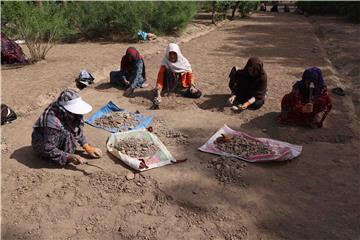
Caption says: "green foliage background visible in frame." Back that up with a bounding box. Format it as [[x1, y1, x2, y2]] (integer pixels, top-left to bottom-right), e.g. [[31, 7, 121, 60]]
[[1, 1, 198, 42], [296, 1, 360, 22]]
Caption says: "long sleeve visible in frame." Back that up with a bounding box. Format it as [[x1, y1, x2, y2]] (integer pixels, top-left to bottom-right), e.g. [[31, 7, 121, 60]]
[[76, 126, 87, 147], [228, 68, 239, 94], [120, 56, 126, 71], [313, 91, 332, 113], [34, 128, 69, 166], [290, 89, 305, 113], [156, 65, 166, 89], [254, 74, 267, 101], [182, 72, 194, 88]]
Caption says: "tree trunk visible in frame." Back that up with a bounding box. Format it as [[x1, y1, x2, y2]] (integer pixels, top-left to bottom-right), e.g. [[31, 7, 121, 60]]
[[231, 1, 240, 20], [34, 0, 43, 8], [60, 0, 67, 8], [211, 1, 217, 25]]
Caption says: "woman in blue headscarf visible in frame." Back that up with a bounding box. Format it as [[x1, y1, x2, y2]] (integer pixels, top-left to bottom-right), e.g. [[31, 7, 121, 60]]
[[278, 67, 332, 128]]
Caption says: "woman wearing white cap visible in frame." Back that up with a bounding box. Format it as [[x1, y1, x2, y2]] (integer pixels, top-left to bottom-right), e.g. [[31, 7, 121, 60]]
[[152, 43, 201, 109], [32, 89, 102, 166]]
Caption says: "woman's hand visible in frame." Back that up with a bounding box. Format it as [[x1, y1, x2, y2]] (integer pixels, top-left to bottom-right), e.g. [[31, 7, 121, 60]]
[[302, 103, 313, 113], [228, 95, 236, 105], [239, 101, 252, 110], [67, 154, 87, 165], [83, 144, 103, 158], [90, 147, 103, 158], [123, 79, 130, 86]]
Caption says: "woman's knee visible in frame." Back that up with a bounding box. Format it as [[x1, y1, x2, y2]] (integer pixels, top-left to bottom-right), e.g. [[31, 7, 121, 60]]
[[248, 99, 264, 110]]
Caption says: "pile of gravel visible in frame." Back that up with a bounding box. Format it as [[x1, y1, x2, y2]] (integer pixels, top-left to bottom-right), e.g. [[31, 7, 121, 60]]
[[214, 135, 271, 158], [94, 112, 139, 131], [114, 137, 159, 158], [205, 156, 247, 185], [150, 118, 189, 145]]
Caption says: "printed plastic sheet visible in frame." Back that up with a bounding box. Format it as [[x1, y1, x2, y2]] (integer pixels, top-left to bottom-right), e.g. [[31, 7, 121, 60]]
[[85, 101, 152, 133], [199, 125, 302, 162], [107, 129, 176, 171]]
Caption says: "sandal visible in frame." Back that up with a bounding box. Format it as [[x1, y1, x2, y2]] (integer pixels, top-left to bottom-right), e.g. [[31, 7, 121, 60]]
[[331, 87, 345, 96]]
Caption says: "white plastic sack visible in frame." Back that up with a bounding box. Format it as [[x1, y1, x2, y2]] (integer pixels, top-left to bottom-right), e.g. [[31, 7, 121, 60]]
[[107, 129, 176, 171], [199, 125, 302, 162]]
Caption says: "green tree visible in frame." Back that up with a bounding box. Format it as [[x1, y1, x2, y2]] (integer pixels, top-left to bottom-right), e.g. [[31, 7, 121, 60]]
[[2, 2, 68, 62]]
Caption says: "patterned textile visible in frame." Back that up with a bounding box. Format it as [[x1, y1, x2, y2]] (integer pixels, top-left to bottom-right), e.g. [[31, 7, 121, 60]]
[[32, 89, 87, 165], [32, 127, 79, 165], [279, 82, 332, 128], [1, 32, 28, 64]]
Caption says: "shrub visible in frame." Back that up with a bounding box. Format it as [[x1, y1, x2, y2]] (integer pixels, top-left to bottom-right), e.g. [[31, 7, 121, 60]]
[[296, 1, 360, 22], [63, 2, 143, 39], [148, 1, 197, 35], [205, 1, 258, 23], [61, 1, 196, 39], [238, 1, 259, 17], [1, 2, 68, 61], [1, 1, 198, 44]]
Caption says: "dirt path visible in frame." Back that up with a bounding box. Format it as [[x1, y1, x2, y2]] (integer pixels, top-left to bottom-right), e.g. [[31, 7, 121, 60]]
[[1, 12, 359, 240], [309, 15, 360, 117], [1, 19, 225, 116]]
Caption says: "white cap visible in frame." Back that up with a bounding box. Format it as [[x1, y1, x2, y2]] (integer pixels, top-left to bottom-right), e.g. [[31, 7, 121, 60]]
[[63, 97, 92, 115]]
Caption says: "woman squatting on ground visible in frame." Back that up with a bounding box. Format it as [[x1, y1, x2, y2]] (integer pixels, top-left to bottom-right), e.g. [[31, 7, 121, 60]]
[[152, 43, 202, 109], [228, 57, 267, 111], [32, 89, 102, 166]]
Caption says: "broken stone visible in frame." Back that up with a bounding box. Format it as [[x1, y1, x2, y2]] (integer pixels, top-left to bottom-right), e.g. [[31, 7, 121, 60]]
[[214, 135, 272, 158], [94, 111, 140, 132], [115, 137, 159, 158], [126, 172, 135, 180]]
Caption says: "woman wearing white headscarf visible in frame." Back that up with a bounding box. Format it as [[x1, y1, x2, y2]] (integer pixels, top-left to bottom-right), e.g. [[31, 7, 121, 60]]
[[152, 43, 201, 108]]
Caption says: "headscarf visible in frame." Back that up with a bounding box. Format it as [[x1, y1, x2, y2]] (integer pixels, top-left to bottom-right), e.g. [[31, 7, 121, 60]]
[[229, 57, 267, 103], [34, 89, 84, 137], [243, 57, 266, 78], [161, 43, 192, 73], [120, 47, 143, 72], [294, 67, 326, 98], [120, 47, 146, 81]]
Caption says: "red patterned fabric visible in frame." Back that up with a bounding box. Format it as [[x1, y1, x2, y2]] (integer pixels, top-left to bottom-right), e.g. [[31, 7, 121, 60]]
[[278, 87, 332, 128], [120, 47, 145, 81], [1, 32, 28, 64]]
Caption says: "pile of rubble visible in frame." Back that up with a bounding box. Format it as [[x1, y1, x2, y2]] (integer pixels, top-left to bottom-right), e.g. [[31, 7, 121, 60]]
[[214, 134, 271, 158], [94, 112, 139, 131], [114, 137, 159, 158], [206, 156, 247, 185], [150, 118, 189, 145]]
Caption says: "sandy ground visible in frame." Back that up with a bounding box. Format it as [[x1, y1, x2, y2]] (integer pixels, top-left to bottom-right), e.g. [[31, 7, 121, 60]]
[[309, 15, 360, 117], [1, 12, 360, 240]]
